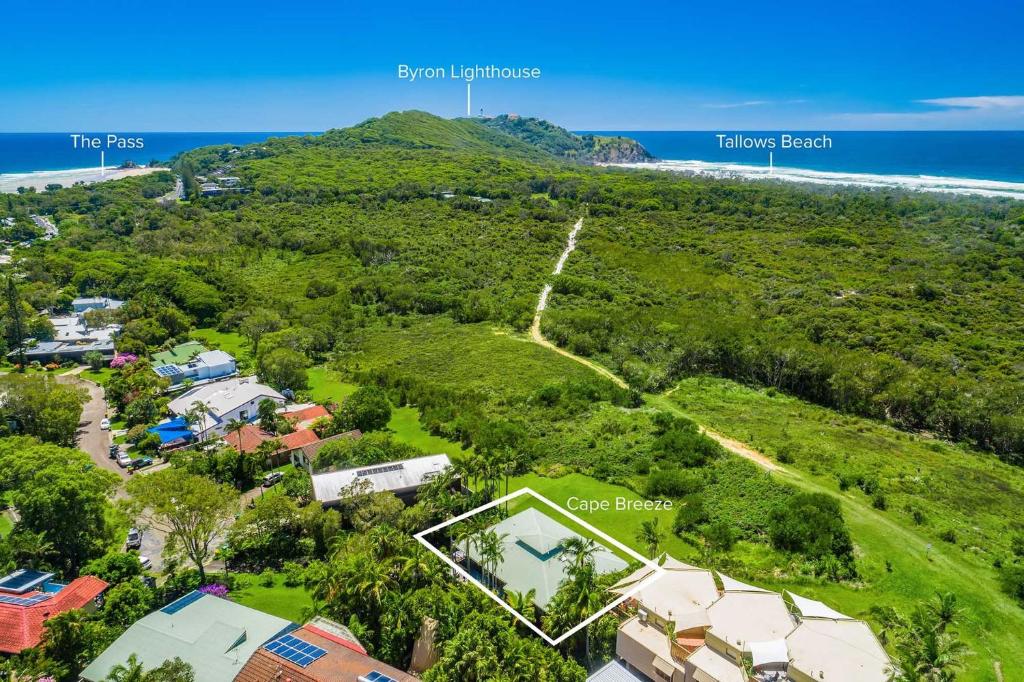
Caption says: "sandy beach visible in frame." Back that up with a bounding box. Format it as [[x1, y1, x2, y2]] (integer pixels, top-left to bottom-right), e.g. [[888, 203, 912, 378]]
[[605, 160, 1024, 201], [0, 165, 165, 194]]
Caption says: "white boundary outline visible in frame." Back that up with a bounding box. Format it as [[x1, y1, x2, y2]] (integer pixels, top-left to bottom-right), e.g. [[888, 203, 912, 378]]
[[413, 487, 668, 645]]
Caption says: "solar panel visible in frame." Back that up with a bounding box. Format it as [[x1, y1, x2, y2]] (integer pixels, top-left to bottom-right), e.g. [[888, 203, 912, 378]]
[[362, 672, 398, 682], [160, 590, 204, 614], [355, 463, 404, 477], [0, 593, 53, 606], [154, 365, 183, 376], [264, 634, 327, 668]]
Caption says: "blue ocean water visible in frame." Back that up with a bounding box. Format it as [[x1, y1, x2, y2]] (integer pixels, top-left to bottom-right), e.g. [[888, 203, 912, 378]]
[[584, 131, 1024, 183], [0, 132, 312, 174]]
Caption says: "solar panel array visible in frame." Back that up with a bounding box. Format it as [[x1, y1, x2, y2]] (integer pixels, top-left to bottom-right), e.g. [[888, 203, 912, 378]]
[[356, 463, 404, 477], [264, 634, 327, 668], [160, 590, 204, 614], [361, 672, 399, 682], [0, 593, 53, 606], [154, 365, 183, 377]]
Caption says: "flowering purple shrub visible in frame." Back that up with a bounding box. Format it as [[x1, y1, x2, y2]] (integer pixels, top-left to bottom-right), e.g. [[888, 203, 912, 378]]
[[110, 354, 138, 368], [198, 583, 229, 598]]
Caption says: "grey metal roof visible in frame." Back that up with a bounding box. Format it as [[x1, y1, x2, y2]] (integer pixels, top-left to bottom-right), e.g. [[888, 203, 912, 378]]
[[587, 660, 646, 682], [80, 592, 294, 682], [311, 454, 451, 503]]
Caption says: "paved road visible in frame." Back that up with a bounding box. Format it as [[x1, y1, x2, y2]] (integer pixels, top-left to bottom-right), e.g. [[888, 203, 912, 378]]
[[57, 374, 129, 480], [157, 175, 184, 204], [29, 214, 58, 240]]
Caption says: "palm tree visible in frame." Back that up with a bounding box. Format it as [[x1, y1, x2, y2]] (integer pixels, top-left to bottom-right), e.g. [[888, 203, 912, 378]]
[[225, 418, 248, 447], [505, 588, 537, 623], [636, 518, 664, 559], [400, 542, 433, 588], [105, 654, 145, 682], [560, 536, 599, 578], [926, 592, 964, 633], [186, 401, 209, 443], [478, 530, 507, 590]]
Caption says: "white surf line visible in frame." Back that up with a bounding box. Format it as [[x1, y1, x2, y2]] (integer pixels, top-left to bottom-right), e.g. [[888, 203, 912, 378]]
[[535, 217, 584, 314]]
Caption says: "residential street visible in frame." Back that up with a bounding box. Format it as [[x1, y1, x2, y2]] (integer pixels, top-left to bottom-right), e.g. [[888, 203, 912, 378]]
[[57, 373, 127, 480]]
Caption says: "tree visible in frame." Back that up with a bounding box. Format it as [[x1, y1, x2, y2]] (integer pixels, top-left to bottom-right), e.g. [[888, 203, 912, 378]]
[[102, 580, 155, 628], [103, 654, 195, 682], [5, 276, 27, 368], [636, 518, 664, 559], [258, 398, 282, 433], [769, 492, 854, 569], [40, 609, 113, 682], [240, 309, 283, 355], [84, 350, 105, 371], [258, 346, 309, 391], [0, 375, 88, 446], [82, 553, 143, 585], [334, 386, 392, 433], [125, 469, 238, 583]]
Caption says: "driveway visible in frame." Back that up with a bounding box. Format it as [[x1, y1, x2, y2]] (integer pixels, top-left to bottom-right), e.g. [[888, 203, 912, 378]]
[[58, 374, 128, 480]]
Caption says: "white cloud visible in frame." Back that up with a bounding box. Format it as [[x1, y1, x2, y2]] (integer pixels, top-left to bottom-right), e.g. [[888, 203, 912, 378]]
[[917, 95, 1024, 109], [703, 100, 770, 109]]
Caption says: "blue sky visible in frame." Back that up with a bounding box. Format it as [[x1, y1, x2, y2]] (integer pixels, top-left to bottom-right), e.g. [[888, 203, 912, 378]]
[[2, 0, 1022, 131]]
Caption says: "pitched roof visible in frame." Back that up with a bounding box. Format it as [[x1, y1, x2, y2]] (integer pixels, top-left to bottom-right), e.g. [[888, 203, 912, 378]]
[[0, 575, 108, 654], [311, 454, 451, 504], [225, 425, 323, 455], [81, 592, 293, 682], [234, 623, 416, 682], [282, 405, 331, 429], [167, 377, 284, 421], [610, 555, 719, 626]]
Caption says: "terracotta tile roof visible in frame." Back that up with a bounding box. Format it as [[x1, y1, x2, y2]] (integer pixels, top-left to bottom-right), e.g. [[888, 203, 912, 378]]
[[282, 405, 332, 429], [224, 424, 273, 454], [278, 429, 321, 451], [233, 624, 416, 682], [0, 575, 108, 654]]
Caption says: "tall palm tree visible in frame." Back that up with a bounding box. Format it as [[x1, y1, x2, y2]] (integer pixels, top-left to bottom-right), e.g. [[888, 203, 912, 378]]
[[636, 518, 664, 559], [560, 536, 599, 578], [926, 592, 964, 633], [478, 530, 507, 590], [505, 588, 538, 623], [187, 401, 209, 443], [224, 418, 248, 450]]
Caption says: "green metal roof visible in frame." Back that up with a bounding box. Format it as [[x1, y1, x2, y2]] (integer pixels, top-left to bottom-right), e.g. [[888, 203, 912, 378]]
[[151, 341, 209, 368], [80, 592, 294, 682]]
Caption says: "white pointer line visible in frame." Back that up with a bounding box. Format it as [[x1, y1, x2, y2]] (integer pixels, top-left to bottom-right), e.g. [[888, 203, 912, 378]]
[[466, 82, 471, 117]]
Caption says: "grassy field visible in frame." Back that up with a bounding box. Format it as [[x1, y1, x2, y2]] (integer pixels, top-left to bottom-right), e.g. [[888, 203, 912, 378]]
[[347, 317, 608, 395], [306, 366, 358, 404], [191, 328, 251, 364], [388, 405, 468, 458], [0, 512, 12, 537], [649, 378, 1024, 681], [230, 571, 312, 623]]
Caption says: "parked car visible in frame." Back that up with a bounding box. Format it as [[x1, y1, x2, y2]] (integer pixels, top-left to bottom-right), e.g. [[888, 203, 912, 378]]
[[130, 457, 154, 470], [99, 418, 111, 430], [262, 471, 284, 487], [108, 444, 120, 459], [117, 452, 132, 468], [138, 556, 152, 570], [125, 528, 142, 550]]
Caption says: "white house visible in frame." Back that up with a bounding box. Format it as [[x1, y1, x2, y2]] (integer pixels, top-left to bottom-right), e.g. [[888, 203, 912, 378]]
[[71, 297, 124, 313], [167, 376, 284, 439], [153, 349, 236, 386], [311, 454, 453, 506]]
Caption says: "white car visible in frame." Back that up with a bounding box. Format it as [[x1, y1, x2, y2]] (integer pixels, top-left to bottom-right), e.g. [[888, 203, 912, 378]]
[[139, 556, 152, 570], [100, 418, 111, 430], [117, 452, 132, 468]]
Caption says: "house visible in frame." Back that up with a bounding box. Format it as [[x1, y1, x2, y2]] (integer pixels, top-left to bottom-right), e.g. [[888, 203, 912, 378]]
[[152, 342, 237, 386], [290, 429, 363, 472], [0, 569, 108, 654], [13, 338, 116, 363], [80, 591, 294, 682], [464, 508, 628, 611], [280, 404, 332, 430], [167, 377, 285, 440], [606, 561, 892, 682], [224, 423, 322, 467], [233, 616, 416, 682], [587, 660, 648, 682], [72, 296, 124, 313], [311, 453, 452, 506]]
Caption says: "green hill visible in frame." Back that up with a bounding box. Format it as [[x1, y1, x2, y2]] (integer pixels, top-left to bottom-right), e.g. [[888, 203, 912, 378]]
[[479, 114, 654, 163]]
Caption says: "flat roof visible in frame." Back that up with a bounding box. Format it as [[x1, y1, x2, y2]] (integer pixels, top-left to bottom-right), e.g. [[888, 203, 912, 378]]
[[611, 557, 719, 625], [686, 644, 745, 682], [467, 508, 628, 610], [152, 341, 209, 367]]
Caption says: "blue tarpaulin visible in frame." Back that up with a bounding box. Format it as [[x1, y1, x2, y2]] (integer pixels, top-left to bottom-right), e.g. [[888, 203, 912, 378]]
[[147, 417, 194, 444]]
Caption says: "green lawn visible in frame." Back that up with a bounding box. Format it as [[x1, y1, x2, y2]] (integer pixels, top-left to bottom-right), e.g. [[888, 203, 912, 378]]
[[648, 378, 1024, 681], [387, 406, 467, 458], [306, 366, 358, 404], [230, 572, 312, 623], [191, 328, 251, 364], [0, 512, 12, 537], [83, 366, 116, 386]]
